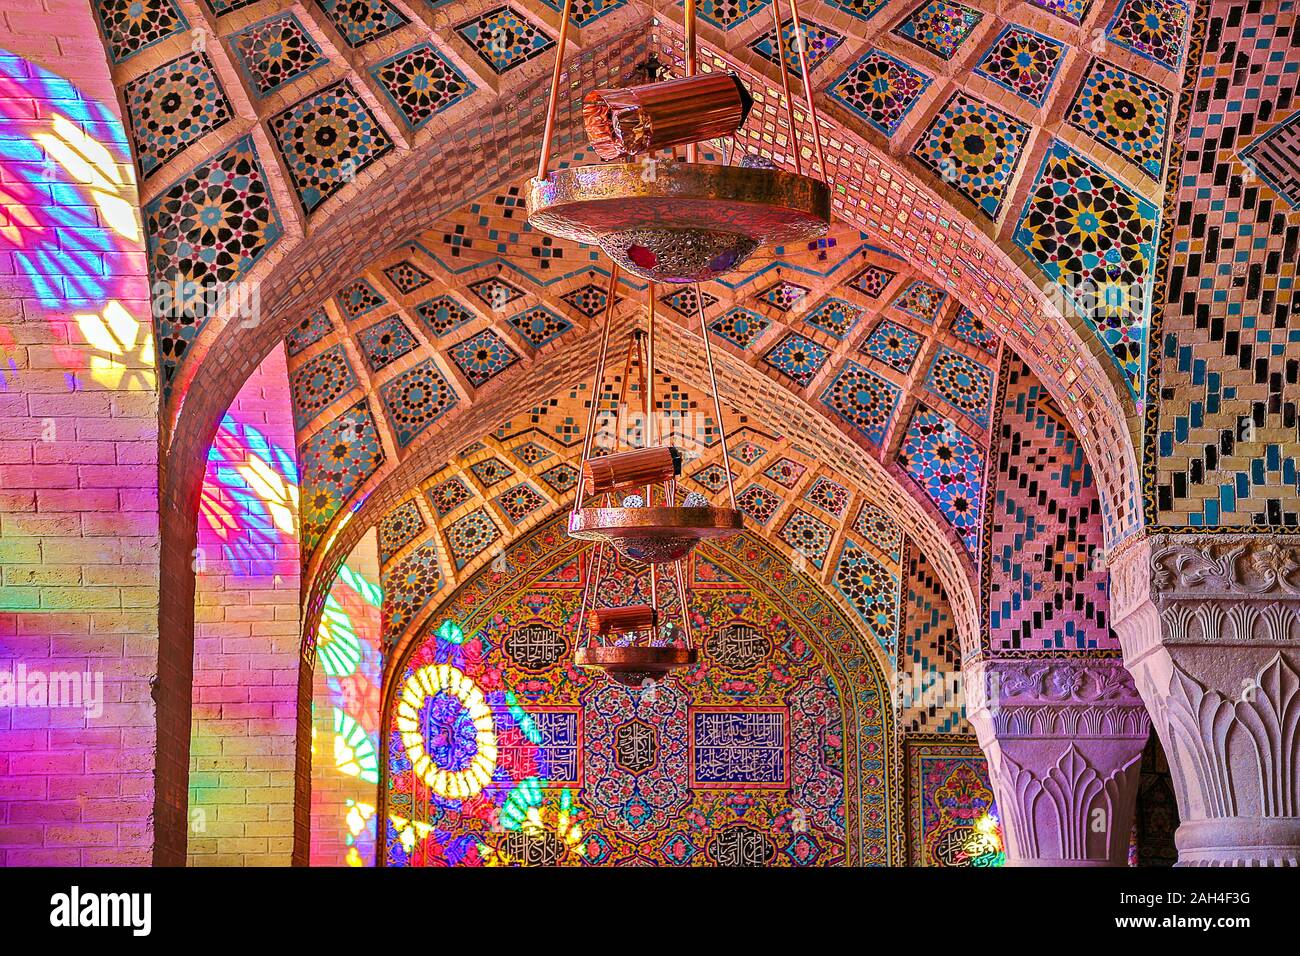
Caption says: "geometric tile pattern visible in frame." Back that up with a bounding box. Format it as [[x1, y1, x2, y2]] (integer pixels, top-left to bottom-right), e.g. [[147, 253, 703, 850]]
[[415, 295, 477, 338], [371, 43, 475, 130], [205, 1, 261, 16], [893, 0, 984, 60], [832, 540, 900, 660], [269, 81, 395, 214], [449, 329, 521, 387], [286, 309, 333, 357], [494, 482, 547, 524], [659, 286, 718, 318], [356, 316, 419, 373], [826, 0, 890, 20], [778, 509, 834, 568], [1066, 58, 1171, 178], [229, 13, 327, 97], [125, 53, 233, 177], [973, 26, 1065, 107], [692, 462, 736, 494], [763, 333, 831, 387], [697, 0, 769, 29], [899, 546, 967, 734], [820, 361, 902, 446], [468, 276, 526, 312], [984, 357, 1112, 653], [827, 49, 931, 137], [539, 462, 580, 494], [335, 279, 386, 321], [750, 17, 845, 77], [382, 542, 443, 637], [378, 499, 426, 565], [855, 503, 903, 558], [144, 137, 283, 394], [923, 347, 994, 429], [536, 0, 627, 27], [1027, 0, 1094, 24], [848, 264, 898, 299], [446, 507, 502, 568], [509, 441, 553, 467], [912, 92, 1030, 221], [455, 5, 555, 74], [507, 305, 572, 347], [1240, 111, 1300, 211], [1013, 140, 1158, 397], [763, 457, 808, 489], [94, 0, 189, 63], [429, 476, 474, 516], [802, 297, 863, 340], [379, 359, 459, 448], [949, 307, 999, 356], [733, 440, 767, 465], [290, 343, 358, 429], [382, 261, 434, 295], [469, 456, 515, 488], [1105, 0, 1188, 70], [755, 279, 811, 313], [560, 281, 618, 319], [1148, 4, 1300, 528], [317, 0, 409, 49], [861, 320, 925, 373], [736, 483, 781, 524], [891, 280, 947, 324], [804, 475, 850, 517], [709, 307, 771, 349], [299, 400, 386, 554], [899, 407, 984, 551]]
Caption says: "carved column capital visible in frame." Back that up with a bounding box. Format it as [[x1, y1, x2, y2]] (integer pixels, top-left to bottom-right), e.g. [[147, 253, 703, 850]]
[[1108, 532, 1300, 866], [963, 658, 1148, 866]]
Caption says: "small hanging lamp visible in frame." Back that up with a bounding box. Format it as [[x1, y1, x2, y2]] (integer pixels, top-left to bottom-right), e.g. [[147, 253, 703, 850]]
[[566, 273, 720, 684], [527, 0, 832, 682], [526, 0, 831, 285]]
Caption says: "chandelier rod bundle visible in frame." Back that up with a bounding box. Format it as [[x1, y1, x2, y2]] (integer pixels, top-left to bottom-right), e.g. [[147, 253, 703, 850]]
[[684, 0, 698, 163], [769, 0, 802, 176], [537, 0, 576, 181], [785, 0, 828, 180], [694, 284, 736, 507], [572, 263, 622, 517]]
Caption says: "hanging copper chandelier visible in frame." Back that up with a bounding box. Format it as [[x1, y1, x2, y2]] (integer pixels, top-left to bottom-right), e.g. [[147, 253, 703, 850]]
[[527, 0, 832, 683]]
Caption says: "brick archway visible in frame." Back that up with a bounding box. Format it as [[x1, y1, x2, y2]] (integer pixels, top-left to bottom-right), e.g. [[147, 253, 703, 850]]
[[77, 0, 1191, 861]]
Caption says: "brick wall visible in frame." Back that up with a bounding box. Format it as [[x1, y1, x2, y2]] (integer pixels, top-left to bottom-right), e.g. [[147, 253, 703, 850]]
[[0, 5, 158, 865], [187, 345, 301, 865]]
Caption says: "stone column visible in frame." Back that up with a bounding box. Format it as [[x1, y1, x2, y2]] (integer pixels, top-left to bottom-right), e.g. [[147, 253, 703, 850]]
[[1110, 533, 1300, 867], [965, 658, 1150, 866]]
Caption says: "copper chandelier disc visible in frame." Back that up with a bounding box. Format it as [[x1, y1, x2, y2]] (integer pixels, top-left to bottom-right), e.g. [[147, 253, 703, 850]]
[[568, 505, 745, 564], [574, 645, 699, 686], [525, 163, 830, 283]]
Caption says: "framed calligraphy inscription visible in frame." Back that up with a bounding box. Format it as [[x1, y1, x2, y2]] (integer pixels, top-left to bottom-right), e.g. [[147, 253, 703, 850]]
[[492, 706, 582, 788], [689, 706, 788, 788]]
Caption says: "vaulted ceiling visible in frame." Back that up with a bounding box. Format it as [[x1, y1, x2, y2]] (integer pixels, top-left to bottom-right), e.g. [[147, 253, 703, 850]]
[[91, 0, 1195, 647]]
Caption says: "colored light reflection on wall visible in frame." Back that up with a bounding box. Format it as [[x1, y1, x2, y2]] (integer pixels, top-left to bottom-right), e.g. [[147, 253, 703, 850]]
[[385, 617, 586, 867], [0, 49, 152, 391], [958, 812, 1005, 867], [313, 557, 384, 866], [200, 413, 300, 569]]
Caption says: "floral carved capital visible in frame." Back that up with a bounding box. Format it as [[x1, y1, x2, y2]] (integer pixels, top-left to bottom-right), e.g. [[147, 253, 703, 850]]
[[1149, 534, 1300, 603]]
